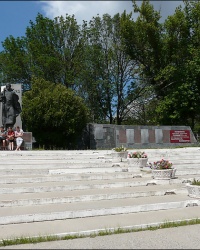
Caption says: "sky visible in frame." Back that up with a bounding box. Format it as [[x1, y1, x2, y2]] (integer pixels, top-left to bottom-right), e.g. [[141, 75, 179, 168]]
[[0, 1, 184, 51]]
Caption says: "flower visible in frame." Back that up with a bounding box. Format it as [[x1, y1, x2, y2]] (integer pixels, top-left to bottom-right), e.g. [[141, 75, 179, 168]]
[[112, 145, 127, 152], [127, 151, 147, 158], [148, 159, 173, 170]]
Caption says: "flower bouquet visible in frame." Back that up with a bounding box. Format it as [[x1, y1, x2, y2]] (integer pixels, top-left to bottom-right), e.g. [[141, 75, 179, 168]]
[[127, 151, 148, 168], [127, 151, 147, 159], [112, 145, 127, 152], [148, 159, 173, 170], [111, 145, 128, 162], [148, 159, 176, 180]]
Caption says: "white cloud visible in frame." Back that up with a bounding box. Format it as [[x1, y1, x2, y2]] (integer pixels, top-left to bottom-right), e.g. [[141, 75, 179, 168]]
[[152, 1, 183, 20], [39, 1, 184, 25], [40, 1, 133, 24]]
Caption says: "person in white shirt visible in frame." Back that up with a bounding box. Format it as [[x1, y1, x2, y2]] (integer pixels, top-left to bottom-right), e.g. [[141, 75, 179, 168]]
[[14, 126, 23, 151]]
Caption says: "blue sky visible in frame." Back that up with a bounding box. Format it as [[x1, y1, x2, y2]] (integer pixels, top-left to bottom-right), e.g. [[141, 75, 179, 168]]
[[0, 1, 183, 51]]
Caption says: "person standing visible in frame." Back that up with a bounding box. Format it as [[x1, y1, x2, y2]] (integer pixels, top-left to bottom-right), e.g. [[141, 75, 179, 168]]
[[0, 83, 22, 130], [14, 126, 24, 151], [0, 126, 7, 150], [6, 126, 15, 150]]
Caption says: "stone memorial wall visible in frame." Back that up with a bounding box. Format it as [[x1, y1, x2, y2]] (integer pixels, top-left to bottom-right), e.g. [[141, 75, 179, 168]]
[[86, 124, 197, 149]]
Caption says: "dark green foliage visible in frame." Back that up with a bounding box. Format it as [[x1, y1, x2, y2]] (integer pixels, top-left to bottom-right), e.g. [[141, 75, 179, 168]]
[[21, 77, 88, 149]]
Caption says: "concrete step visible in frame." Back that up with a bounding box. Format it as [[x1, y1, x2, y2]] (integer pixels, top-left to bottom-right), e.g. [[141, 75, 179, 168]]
[[0, 167, 199, 177], [1, 151, 200, 162], [1, 206, 199, 240], [0, 162, 114, 169], [0, 177, 169, 194], [0, 194, 198, 225], [0, 164, 200, 177], [0, 183, 187, 207], [1, 160, 200, 168], [1, 173, 197, 195], [0, 172, 142, 184], [1, 147, 200, 242], [1, 171, 199, 185], [1, 148, 200, 158]]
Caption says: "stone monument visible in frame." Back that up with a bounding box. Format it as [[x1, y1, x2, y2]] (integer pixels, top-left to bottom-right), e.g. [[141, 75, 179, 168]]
[[0, 83, 22, 129], [0, 83, 33, 150]]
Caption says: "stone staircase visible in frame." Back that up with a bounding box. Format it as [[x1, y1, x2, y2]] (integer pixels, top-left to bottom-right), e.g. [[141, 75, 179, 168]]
[[1, 148, 200, 242]]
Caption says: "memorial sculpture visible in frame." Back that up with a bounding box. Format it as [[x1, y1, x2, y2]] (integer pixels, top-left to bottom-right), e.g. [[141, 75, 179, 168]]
[[0, 83, 22, 129]]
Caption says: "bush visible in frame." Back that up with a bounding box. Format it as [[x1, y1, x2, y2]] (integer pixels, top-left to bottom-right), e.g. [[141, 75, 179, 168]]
[[21, 77, 88, 149]]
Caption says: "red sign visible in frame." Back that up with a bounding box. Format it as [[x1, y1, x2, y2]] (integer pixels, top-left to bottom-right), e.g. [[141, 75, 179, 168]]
[[170, 130, 190, 143]]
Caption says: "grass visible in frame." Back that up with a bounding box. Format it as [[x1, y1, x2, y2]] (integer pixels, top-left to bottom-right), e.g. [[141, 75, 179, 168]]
[[1, 218, 200, 247], [191, 178, 200, 186]]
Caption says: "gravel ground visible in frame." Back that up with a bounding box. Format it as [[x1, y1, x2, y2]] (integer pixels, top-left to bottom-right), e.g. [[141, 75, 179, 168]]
[[1, 224, 200, 249]]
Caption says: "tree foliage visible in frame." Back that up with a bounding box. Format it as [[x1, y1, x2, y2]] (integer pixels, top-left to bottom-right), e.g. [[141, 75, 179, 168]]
[[78, 12, 148, 125], [0, 13, 84, 88], [21, 77, 88, 149], [1, 1, 200, 132], [122, 0, 200, 130]]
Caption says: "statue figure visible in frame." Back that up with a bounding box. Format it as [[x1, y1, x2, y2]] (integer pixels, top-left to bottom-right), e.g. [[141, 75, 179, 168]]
[[0, 83, 22, 129]]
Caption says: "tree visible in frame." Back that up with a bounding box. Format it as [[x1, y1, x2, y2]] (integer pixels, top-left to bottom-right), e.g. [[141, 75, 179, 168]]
[[0, 36, 30, 84], [0, 13, 84, 89], [121, 0, 200, 129], [0, 11, 153, 125], [26, 14, 84, 88], [154, 1, 200, 129], [21, 77, 88, 149], [121, 0, 163, 90], [78, 12, 143, 125], [120, 0, 165, 125]]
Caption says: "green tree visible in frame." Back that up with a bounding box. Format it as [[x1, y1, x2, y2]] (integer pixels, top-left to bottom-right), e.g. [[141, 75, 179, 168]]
[[121, 0, 200, 129], [79, 12, 144, 125], [154, 1, 200, 129], [0, 13, 84, 88], [0, 36, 30, 84], [120, 0, 164, 125], [21, 77, 88, 149], [26, 14, 84, 88], [121, 0, 163, 90]]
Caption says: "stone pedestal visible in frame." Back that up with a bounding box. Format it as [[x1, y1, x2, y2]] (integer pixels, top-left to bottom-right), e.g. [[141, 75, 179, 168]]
[[111, 151, 128, 163]]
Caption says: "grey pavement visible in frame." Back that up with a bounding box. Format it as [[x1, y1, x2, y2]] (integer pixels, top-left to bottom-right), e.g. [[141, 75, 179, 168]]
[[1, 224, 200, 249]]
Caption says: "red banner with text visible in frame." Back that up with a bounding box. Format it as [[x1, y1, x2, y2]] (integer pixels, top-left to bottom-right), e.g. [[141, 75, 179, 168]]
[[170, 130, 190, 143]]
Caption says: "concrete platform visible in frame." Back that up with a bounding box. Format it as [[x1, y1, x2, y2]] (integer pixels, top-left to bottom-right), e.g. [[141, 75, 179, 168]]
[[0, 148, 200, 244]]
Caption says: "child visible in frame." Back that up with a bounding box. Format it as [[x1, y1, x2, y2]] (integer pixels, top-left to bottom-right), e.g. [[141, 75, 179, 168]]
[[6, 127, 15, 150]]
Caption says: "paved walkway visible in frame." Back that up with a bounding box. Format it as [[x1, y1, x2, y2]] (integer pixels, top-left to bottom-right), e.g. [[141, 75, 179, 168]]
[[1, 224, 200, 249]]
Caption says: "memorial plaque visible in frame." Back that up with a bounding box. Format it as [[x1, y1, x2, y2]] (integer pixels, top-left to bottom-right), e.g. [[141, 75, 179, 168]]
[[141, 129, 149, 143], [155, 129, 163, 143], [170, 130, 190, 143], [134, 130, 141, 143], [126, 129, 134, 143], [163, 130, 170, 143], [94, 126, 104, 140], [119, 129, 127, 143], [148, 129, 155, 143]]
